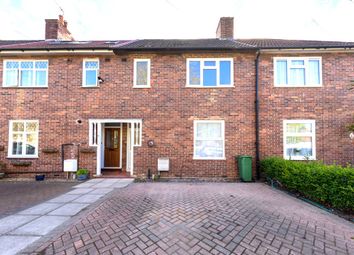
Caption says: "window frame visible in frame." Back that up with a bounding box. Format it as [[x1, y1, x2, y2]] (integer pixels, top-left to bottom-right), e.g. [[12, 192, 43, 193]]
[[82, 58, 99, 87], [274, 57, 322, 87], [186, 58, 234, 88], [193, 120, 225, 160], [2, 59, 49, 88], [8, 120, 39, 158], [133, 59, 151, 88], [283, 119, 316, 160]]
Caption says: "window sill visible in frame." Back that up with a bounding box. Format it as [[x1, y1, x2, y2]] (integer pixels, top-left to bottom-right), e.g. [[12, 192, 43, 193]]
[[2, 86, 48, 89], [7, 156, 39, 159], [193, 157, 226, 160], [81, 85, 100, 88], [133, 86, 151, 89], [275, 85, 322, 88], [186, 85, 234, 88], [284, 157, 316, 161]]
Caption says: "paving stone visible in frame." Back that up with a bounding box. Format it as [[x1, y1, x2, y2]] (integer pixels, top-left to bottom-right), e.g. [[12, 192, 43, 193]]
[[0, 235, 41, 255], [11, 215, 70, 235], [88, 188, 114, 195], [0, 215, 38, 234], [18, 203, 63, 215], [48, 203, 90, 216], [47, 194, 81, 203], [66, 188, 94, 195], [72, 194, 104, 203]]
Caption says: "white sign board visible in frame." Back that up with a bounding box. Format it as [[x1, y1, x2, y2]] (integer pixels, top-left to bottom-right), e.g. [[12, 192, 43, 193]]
[[158, 158, 169, 171], [64, 159, 77, 172]]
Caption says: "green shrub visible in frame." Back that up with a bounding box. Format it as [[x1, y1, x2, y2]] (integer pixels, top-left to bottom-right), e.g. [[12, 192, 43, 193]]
[[260, 157, 354, 211], [76, 168, 89, 176]]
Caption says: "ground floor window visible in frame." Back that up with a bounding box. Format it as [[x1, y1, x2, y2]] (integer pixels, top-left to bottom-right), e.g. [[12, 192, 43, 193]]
[[283, 120, 316, 160], [8, 120, 39, 157], [194, 120, 225, 160]]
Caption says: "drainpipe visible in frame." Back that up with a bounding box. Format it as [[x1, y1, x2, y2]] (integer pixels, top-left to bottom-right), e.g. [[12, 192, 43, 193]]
[[255, 50, 261, 180]]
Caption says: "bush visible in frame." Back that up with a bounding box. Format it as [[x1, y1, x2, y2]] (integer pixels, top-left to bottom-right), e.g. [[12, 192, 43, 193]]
[[76, 168, 89, 176], [260, 157, 354, 211]]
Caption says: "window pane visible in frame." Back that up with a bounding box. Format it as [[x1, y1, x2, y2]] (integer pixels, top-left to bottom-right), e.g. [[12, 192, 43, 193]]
[[286, 136, 313, 158], [85, 70, 97, 86], [220, 61, 231, 85], [308, 60, 320, 85], [197, 123, 222, 139], [20, 70, 33, 86], [85, 61, 98, 69], [276, 60, 287, 84], [286, 123, 312, 133], [195, 140, 223, 158], [204, 61, 216, 66], [189, 61, 200, 85], [136, 61, 148, 86], [203, 69, 217, 86], [6, 61, 19, 69], [5, 70, 18, 86], [21, 61, 33, 69], [26, 122, 38, 132], [26, 134, 37, 155], [35, 61, 48, 69], [12, 122, 24, 132], [289, 68, 305, 85], [35, 70, 47, 86], [12, 134, 23, 155], [291, 60, 304, 65]]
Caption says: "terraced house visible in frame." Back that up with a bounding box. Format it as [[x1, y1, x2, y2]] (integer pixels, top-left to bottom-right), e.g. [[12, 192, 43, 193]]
[[0, 16, 353, 179]]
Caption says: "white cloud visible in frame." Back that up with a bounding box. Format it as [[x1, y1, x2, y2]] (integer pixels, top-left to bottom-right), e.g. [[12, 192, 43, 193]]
[[0, 0, 353, 41]]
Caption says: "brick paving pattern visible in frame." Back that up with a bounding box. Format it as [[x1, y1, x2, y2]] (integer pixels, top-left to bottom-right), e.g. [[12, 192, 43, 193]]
[[0, 181, 76, 218], [32, 183, 354, 255]]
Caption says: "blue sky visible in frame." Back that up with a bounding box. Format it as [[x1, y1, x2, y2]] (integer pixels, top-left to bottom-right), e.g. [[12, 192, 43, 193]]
[[1, 0, 353, 41]]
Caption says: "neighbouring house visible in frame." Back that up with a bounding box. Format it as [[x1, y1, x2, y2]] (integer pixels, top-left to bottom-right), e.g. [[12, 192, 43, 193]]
[[0, 16, 353, 179]]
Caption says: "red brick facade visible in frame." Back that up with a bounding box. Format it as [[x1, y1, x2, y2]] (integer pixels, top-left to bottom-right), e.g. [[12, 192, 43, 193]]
[[0, 50, 353, 179]]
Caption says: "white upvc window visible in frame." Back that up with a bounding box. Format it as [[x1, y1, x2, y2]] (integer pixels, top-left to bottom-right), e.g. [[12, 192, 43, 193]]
[[3, 60, 48, 87], [187, 58, 233, 87], [133, 59, 150, 88], [8, 120, 39, 158], [83, 59, 99, 87], [194, 120, 225, 160], [274, 57, 322, 87], [133, 121, 142, 146], [283, 120, 316, 160]]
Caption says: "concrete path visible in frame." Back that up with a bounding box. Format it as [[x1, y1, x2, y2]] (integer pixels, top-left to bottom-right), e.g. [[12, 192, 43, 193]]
[[0, 178, 133, 255], [30, 183, 354, 255]]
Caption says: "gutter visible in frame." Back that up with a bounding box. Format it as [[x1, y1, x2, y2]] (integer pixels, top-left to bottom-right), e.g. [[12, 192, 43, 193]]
[[255, 50, 261, 180]]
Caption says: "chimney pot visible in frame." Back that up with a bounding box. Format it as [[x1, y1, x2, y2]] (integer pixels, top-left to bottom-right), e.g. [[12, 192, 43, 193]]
[[216, 17, 234, 39]]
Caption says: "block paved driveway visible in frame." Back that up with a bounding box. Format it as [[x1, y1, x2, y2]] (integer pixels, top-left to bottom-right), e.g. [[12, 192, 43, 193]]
[[29, 183, 354, 255]]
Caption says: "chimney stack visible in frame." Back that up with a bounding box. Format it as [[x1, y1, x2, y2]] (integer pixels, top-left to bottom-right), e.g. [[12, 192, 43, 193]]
[[216, 17, 234, 39], [45, 15, 74, 40]]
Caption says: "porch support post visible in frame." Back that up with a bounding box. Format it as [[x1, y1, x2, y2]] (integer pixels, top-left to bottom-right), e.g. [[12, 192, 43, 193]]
[[130, 122, 135, 176], [96, 123, 102, 176]]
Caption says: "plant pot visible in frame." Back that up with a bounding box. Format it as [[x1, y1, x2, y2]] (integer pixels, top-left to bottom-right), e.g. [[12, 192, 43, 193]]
[[0, 173, 5, 179], [35, 174, 45, 181], [77, 174, 88, 181]]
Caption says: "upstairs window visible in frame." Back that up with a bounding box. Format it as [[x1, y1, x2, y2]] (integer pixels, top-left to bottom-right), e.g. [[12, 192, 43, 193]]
[[3, 60, 48, 87], [83, 59, 99, 87], [134, 59, 150, 88], [187, 58, 233, 87], [274, 57, 322, 87], [283, 120, 316, 160], [8, 120, 39, 158]]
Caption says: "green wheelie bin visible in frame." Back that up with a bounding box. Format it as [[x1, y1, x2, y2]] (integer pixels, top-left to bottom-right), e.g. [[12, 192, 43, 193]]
[[237, 155, 252, 182]]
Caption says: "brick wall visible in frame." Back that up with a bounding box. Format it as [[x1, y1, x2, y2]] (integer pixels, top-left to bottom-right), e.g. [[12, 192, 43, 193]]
[[259, 52, 354, 165], [0, 51, 352, 179], [0, 52, 256, 179]]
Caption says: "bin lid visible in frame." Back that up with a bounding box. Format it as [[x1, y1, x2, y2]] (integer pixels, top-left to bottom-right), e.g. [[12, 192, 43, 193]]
[[237, 155, 252, 158]]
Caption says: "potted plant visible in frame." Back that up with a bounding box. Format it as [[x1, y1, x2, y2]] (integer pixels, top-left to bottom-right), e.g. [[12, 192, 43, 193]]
[[0, 162, 5, 179], [76, 168, 89, 181]]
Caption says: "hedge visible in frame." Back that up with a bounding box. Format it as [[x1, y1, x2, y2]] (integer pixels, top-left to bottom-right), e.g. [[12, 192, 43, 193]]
[[260, 157, 354, 211]]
